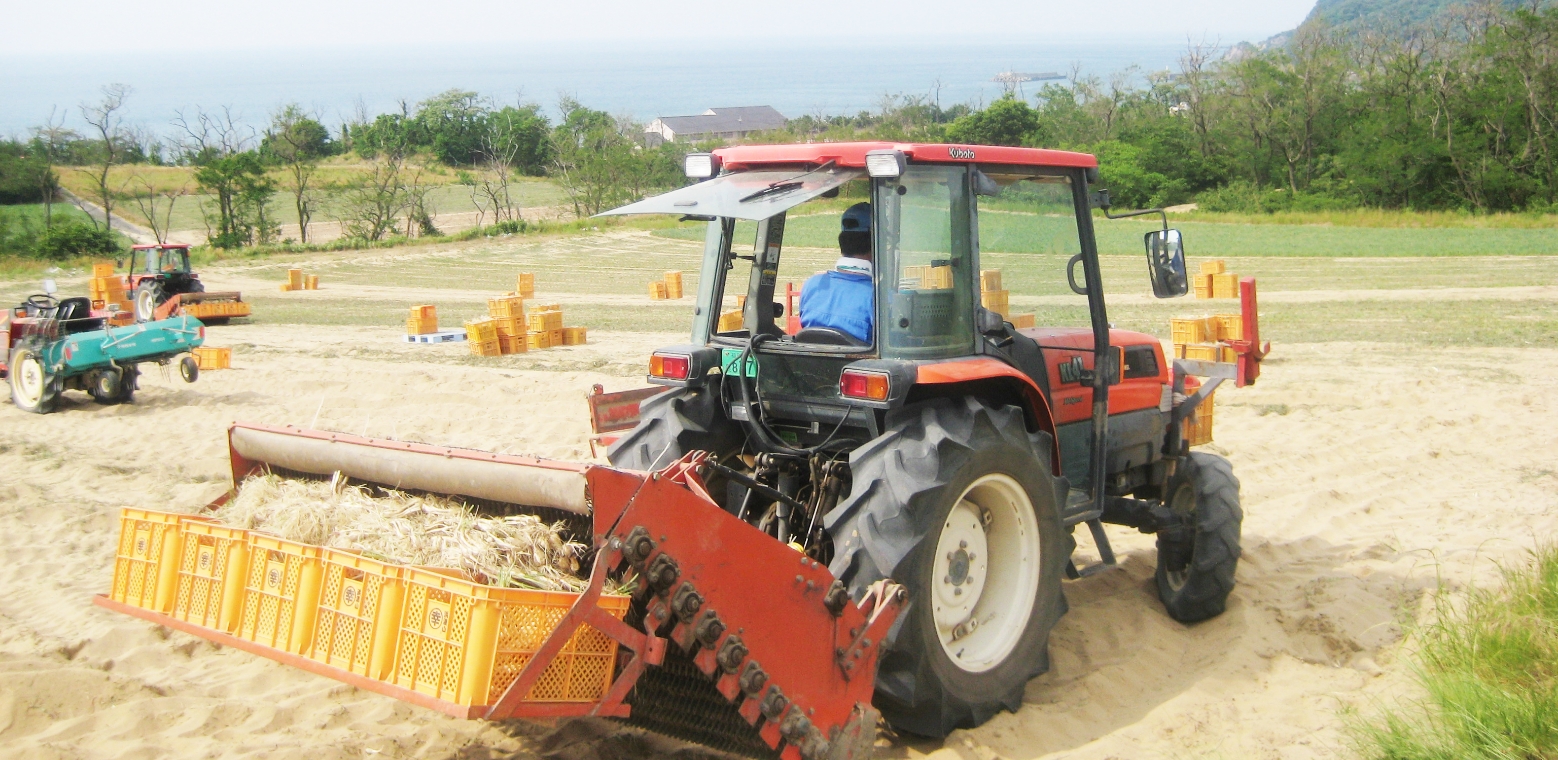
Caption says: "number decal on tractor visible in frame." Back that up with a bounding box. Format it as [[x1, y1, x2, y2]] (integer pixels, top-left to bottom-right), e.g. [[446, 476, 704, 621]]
[[1058, 356, 1086, 384]]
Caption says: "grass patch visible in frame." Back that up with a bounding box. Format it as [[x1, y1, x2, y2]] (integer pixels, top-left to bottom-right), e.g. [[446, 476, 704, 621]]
[[1176, 208, 1558, 229], [1349, 547, 1558, 759]]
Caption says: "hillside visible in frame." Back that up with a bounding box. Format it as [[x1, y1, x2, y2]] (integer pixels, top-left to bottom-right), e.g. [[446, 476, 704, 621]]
[[1304, 0, 1532, 32]]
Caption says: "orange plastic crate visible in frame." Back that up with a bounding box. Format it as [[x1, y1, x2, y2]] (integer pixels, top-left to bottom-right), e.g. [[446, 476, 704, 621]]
[[111, 508, 197, 613], [193, 346, 231, 370], [172, 519, 250, 632], [1183, 390, 1215, 446], [238, 534, 324, 654], [392, 567, 631, 707], [311, 549, 406, 679], [470, 339, 502, 357]]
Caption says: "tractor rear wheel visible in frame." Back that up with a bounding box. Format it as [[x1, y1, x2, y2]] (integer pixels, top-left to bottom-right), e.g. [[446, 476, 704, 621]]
[[607, 376, 743, 472], [9, 346, 58, 414], [825, 397, 1071, 737], [1155, 452, 1242, 623], [133, 282, 162, 322]]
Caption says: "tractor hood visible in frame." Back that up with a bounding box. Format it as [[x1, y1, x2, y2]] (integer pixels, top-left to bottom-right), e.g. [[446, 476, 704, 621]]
[[596, 166, 863, 221]]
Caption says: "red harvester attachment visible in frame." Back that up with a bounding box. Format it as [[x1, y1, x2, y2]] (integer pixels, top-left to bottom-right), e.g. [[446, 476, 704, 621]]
[[96, 423, 901, 760]]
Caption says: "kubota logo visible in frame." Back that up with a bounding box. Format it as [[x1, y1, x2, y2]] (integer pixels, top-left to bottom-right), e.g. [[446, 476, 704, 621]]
[[1059, 356, 1086, 384], [949, 147, 975, 159]]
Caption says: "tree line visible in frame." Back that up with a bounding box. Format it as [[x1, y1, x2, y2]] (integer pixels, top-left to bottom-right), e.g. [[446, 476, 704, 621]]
[[3, 1, 1554, 260], [0, 87, 690, 258]]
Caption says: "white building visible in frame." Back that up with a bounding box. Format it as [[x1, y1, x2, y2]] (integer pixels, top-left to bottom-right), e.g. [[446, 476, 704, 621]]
[[644, 106, 787, 147]]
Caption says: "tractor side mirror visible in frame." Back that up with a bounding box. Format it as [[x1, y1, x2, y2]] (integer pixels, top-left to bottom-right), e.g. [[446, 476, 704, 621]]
[[1145, 229, 1189, 298]]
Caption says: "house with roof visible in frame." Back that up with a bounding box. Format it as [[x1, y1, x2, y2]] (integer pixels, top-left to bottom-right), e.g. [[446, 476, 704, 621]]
[[644, 106, 787, 147]]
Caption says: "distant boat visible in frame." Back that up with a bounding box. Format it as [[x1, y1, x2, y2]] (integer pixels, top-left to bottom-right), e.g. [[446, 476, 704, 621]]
[[992, 71, 1066, 84]]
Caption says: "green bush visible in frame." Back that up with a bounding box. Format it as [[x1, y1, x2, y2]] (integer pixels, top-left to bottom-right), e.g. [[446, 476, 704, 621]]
[[35, 221, 121, 261]]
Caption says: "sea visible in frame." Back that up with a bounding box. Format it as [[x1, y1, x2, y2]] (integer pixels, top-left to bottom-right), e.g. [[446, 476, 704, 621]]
[[0, 38, 1195, 138]]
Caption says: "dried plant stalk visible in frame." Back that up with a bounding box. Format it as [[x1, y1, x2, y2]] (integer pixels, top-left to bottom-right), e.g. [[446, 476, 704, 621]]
[[216, 472, 589, 592]]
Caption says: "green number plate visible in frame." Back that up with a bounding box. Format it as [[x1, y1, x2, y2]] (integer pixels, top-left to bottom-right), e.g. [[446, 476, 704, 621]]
[[720, 348, 758, 378]]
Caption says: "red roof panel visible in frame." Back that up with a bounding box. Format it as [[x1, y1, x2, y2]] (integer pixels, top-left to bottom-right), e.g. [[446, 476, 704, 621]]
[[712, 142, 1097, 170]]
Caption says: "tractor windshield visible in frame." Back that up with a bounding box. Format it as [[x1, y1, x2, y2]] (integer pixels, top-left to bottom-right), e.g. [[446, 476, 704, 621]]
[[136, 248, 190, 274]]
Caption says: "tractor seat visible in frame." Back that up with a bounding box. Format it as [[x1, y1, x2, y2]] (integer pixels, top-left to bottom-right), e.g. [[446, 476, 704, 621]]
[[794, 327, 869, 348], [55, 297, 105, 334]]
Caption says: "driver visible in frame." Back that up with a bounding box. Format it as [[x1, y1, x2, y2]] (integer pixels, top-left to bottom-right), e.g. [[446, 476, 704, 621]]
[[798, 202, 873, 343]]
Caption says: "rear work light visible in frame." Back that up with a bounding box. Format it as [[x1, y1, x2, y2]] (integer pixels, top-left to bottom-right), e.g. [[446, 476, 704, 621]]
[[650, 352, 691, 381], [684, 153, 720, 180], [839, 369, 890, 401], [865, 149, 906, 178]]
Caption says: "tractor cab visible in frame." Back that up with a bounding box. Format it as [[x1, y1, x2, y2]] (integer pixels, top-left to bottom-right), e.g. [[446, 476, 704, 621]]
[[131, 244, 193, 275], [126, 244, 205, 321], [602, 143, 1190, 506]]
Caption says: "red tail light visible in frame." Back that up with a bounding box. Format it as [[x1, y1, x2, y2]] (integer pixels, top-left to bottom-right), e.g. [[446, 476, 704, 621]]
[[198, 325, 206, 340], [840, 369, 890, 401], [649, 353, 691, 381]]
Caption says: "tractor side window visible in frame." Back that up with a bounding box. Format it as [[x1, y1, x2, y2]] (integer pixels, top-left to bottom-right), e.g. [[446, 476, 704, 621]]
[[876, 165, 975, 359], [976, 174, 1083, 325]]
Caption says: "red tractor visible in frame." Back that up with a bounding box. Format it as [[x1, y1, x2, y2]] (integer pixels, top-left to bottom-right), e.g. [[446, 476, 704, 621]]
[[94, 142, 1266, 760], [125, 243, 250, 323], [598, 142, 1262, 743]]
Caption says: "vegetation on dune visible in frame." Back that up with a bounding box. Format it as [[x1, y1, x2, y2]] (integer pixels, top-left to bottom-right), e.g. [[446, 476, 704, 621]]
[[1350, 547, 1558, 759]]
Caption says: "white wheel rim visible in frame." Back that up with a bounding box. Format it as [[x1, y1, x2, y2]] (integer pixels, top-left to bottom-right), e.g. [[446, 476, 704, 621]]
[[14, 354, 45, 406], [932, 473, 1041, 673], [135, 289, 155, 320]]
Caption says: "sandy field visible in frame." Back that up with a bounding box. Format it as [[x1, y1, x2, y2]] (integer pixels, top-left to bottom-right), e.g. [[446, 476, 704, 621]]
[[2, 239, 1556, 760]]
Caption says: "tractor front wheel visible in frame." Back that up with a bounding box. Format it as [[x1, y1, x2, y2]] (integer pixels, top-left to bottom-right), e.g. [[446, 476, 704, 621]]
[[9, 347, 58, 414], [88, 368, 123, 404], [826, 397, 1071, 737], [133, 282, 162, 322], [1155, 452, 1242, 623]]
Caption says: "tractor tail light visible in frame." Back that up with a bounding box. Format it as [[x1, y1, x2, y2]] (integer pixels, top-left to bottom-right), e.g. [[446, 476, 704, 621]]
[[198, 325, 206, 340], [840, 369, 890, 401], [650, 352, 691, 381]]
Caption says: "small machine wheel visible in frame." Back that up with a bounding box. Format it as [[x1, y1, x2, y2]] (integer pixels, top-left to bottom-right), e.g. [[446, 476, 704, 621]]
[[1155, 452, 1243, 623], [8, 346, 58, 414], [89, 367, 124, 404], [133, 282, 162, 322], [114, 366, 140, 403], [179, 355, 200, 383], [826, 397, 1071, 737]]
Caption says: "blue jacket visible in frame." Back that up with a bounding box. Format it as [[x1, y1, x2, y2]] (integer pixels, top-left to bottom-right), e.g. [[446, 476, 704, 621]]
[[800, 270, 873, 343]]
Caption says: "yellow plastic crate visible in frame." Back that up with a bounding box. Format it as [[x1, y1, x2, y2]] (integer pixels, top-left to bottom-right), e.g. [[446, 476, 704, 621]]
[[1213, 314, 1244, 342], [392, 567, 631, 707], [527, 331, 553, 350], [407, 316, 438, 335], [1183, 390, 1215, 446], [981, 289, 1009, 317], [717, 309, 743, 333], [980, 269, 1002, 292], [561, 327, 586, 346], [488, 295, 525, 319], [111, 508, 196, 613], [93, 260, 116, 277], [238, 534, 324, 654], [465, 319, 499, 343], [193, 346, 231, 370], [1171, 317, 1211, 346], [516, 272, 535, 298], [1213, 273, 1239, 299], [527, 310, 563, 332], [287, 269, 304, 290], [172, 520, 250, 632], [470, 339, 502, 357], [1009, 313, 1035, 329], [312, 549, 406, 680], [648, 281, 668, 300], [492, 316, 524, 338], [1177, 343, 1237, 363], [1198, 259, 1226, 276], [499, 335, 528, 354]]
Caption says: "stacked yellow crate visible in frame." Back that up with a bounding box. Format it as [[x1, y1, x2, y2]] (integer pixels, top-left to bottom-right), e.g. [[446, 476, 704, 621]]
[[1193, 260, 1242, 300], [1171, 315, 1242, 363], [406, 305, 438, 335], [978, 268, 1034, 325], [88, 263, 129, 310], [484, 294, 528, 354], [516, 272, 536, 298], [664, 271, 684, 300], [717, 309, 743, 332], [526, 307, 564, 350], [648, 281, 669, 300], [466, 318, 502, 356], [280, 268, 305, 292]]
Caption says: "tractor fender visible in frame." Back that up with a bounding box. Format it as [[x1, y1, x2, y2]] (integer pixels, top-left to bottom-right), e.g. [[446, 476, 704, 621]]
[[909, 358, 1061, 475]]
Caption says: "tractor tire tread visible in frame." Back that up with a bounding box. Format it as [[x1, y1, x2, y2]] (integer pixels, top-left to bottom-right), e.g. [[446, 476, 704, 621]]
[[1156, 452, 1242, 623]]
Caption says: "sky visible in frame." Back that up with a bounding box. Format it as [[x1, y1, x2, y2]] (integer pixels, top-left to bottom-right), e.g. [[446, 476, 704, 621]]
[[5, 0, 1318, 54]]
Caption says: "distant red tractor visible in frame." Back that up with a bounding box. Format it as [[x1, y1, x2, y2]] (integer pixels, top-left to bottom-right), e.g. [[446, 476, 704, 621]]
[[125, 244, 250, 323]]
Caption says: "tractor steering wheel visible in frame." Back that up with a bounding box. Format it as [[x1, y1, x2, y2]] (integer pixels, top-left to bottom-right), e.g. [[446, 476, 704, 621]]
[[21, 294, 58, 316]]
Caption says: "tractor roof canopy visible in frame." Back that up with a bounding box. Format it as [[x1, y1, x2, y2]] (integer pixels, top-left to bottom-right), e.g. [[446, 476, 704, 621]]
[[712, 142, 1097, 171]]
